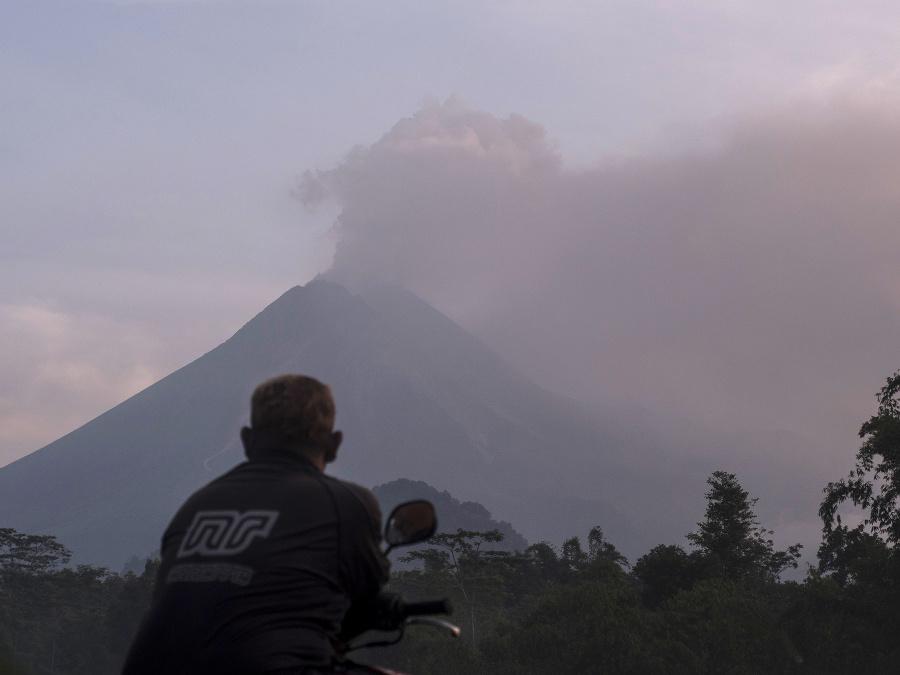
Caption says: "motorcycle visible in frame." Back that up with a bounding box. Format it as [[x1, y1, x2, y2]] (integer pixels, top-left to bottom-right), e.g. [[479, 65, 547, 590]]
[[334, 500, 460, 674]]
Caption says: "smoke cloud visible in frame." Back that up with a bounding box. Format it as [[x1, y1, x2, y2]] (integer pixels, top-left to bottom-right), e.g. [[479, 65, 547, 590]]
[[302, 94, 900, 464]]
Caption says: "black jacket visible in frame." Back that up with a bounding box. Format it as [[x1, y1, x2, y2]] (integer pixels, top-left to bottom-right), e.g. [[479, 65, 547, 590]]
[[122, 434, 390, 674]]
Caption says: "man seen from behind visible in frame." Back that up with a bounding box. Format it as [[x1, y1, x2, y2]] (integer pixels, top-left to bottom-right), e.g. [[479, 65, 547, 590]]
[[122, 374, 390, 674]]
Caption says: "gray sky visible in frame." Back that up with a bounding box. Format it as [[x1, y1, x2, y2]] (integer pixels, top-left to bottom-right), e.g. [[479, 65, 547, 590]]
[[3, 0, 900, 475]]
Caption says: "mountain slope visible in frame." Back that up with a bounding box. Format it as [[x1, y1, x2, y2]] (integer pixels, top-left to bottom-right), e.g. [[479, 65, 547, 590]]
[[0, 282, 633, 565], [0, 280, 826, 569]]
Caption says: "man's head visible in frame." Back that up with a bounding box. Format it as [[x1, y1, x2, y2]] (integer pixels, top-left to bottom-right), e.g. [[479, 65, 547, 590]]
[[243, 374, 342, 469]]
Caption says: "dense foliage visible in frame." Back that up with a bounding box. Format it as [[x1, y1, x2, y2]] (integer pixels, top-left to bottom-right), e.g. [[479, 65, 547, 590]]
[[371, 476, 806, 675], [2, 369, 900, 674], [362, 370, 900, 674], [0, 534, 157, 675]]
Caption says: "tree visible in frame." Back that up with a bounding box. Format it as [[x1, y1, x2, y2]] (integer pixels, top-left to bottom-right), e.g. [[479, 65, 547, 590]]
[[105, 559, 160, 658], [519, 542, 572, 586], [587, 526, 629, 569], [820, 370, 900, 544], [687, 471, 801, 582], [398, 529, 510, 646], [817, 523, 890, 587], [633, 544, 704, 607], [0, 529, 71, 577], [0, 528, 75, 672], [560, 536, 588, 572], [556, 528, 628, 577]]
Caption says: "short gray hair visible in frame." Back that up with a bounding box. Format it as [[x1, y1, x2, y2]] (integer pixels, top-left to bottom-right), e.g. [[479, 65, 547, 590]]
[[250, 375, 335, 444]]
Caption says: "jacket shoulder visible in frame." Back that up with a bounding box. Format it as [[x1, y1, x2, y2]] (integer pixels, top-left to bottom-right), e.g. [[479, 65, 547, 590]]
[[320, 475, 382, 521]]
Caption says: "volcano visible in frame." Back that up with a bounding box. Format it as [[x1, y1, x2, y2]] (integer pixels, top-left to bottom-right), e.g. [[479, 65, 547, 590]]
[[0, 280, 823, 568]]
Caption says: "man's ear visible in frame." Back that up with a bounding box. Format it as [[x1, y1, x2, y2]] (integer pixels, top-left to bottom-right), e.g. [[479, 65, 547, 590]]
[[240, 426, 253, 452], [324, 430, 342, 465]]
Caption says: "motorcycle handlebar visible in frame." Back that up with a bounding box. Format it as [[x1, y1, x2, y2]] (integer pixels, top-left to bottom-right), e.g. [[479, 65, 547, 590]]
[[400, 598, 453, 618], [374, 594, 453, 631]]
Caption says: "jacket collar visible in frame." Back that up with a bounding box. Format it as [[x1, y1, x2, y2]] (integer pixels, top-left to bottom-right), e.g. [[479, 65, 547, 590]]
[[241, 428, 324, 469]]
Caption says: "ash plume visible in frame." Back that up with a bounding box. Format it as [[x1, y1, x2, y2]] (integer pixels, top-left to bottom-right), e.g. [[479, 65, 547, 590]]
[[301, 94, 900, 462]]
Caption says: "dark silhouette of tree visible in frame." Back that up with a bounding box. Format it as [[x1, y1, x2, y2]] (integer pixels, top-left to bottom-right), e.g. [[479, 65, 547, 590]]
[[555, 527, 629, 576], [587, 526, 629, 569], [817, 523, 890, 587], [560, 536, 588, 572], [821, 370, 900, 544], [633, 544, 704, 607], [687, 471, 801, 581], [519, 542, 571, 585]]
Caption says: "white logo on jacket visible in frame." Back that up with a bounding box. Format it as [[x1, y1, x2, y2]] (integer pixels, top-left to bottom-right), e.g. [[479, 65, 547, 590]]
[[176, 510, 280, 558]]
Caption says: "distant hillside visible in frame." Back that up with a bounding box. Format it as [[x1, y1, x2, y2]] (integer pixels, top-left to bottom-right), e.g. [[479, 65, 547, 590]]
[[373, 478, 528, 551]]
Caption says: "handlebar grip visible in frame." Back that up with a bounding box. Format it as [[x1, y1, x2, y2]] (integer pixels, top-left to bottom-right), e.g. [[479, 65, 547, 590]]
[[402, 598, 453, 617]]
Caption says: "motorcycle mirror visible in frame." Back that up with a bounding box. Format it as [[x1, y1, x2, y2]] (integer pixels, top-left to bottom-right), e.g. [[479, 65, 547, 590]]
[[384, 500, 437, 550]]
